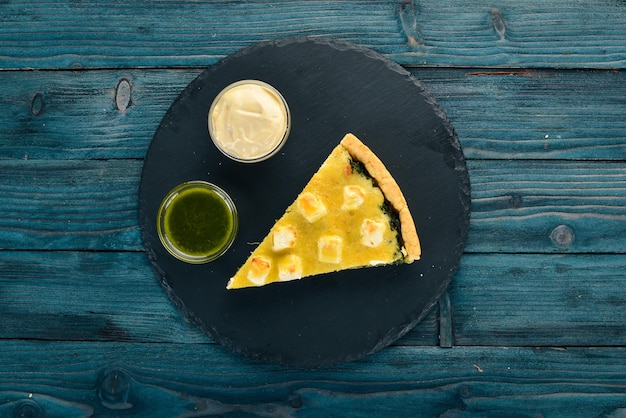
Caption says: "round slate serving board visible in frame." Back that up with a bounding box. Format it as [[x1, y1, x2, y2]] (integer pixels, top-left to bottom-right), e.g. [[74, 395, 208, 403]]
[[139, 37, 470, 367]]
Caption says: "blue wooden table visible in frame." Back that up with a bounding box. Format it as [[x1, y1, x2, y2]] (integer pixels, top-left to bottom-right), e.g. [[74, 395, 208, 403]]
[[1, 1, 625, 416]]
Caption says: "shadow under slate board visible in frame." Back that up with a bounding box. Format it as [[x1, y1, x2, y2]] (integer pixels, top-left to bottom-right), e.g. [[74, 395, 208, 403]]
[[138, 37, 470, 367]]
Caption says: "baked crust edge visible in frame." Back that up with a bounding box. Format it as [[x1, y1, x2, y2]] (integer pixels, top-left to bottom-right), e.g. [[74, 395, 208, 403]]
[[341, 133, 422, 262]]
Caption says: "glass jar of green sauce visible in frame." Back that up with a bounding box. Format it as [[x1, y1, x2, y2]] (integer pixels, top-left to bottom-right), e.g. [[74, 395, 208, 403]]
[[157, 181, 238, 264]]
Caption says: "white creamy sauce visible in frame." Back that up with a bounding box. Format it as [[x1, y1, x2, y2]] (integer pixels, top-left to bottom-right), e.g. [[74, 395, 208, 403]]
[[209, 82, 289, 161]]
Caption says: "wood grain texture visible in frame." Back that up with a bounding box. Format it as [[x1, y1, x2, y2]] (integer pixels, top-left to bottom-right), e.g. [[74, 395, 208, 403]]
[[0, 251, 210, 344], [1, 0, 625, 70], [0, 342, 625, 417], [467, 159, 626, 253], [1, 251, 623, 348], [1, 68, 624, 161], [452, 254, 626, 346], [0, 70, 195, 160], [421, 68, 626, 160], [0, 250, 439, 346], [2, 159, 624, 254], [0, 0, 624, 415], [0, 159, 142, 250]]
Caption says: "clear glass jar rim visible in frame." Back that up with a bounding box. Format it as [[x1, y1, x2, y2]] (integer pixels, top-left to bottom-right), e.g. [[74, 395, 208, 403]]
[[156, 181, 238, 264], [208, 80, 291, 163]]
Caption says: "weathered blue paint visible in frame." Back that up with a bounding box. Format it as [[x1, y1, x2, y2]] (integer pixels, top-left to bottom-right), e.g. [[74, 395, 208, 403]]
[[1, 0, 625, 415]]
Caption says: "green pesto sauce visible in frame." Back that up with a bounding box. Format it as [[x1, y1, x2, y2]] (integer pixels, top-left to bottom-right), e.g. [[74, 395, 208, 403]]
[[164, 187, 233, 257]]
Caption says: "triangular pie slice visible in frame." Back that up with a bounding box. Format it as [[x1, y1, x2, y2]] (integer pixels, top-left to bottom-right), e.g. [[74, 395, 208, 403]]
[[227, 133, 421, 289]]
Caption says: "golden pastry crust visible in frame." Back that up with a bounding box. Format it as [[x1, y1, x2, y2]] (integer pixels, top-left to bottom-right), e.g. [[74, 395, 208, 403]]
[[341, 133, 421, 262]]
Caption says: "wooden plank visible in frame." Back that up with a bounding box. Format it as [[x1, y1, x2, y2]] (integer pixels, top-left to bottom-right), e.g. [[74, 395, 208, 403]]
[[467, 159, 626, 253], [392, 0, 626, 69], [0, 251, 210, 344], [1, 250, 623, 348], [0, 70, 197, 160], [1, 68, 624, 161], [2, 159, 625, 253], [420, 68, 626, 160], [0, 250, 439, 346], [451, 253, 626, 347], [1, 0, 625, 70], [0, 342, 625, 417], [0, 159, 143, 251]]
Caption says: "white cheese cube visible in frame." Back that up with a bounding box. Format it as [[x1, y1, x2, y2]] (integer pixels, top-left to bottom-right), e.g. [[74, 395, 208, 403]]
[[272, 224, 296, 251], [318, 235, 342, 264], [278, 254, 303, 281], [360, 219, 386, 248], [341, 185, 366, 210], [247, 256, 271, 285], [296, 192, 327, 223]]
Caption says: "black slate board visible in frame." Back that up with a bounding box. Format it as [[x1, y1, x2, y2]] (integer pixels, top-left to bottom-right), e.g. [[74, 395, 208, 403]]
[[139, 37, 470, 367]]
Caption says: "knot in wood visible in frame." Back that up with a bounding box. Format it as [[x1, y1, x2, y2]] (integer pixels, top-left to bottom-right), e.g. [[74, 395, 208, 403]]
[[288, 395, 303, 409], [509, 193, 523, 208], [459, 385, 471, 398], [490, 8, 506, 41], [115, 78, 132, 111], [399, 0, 420, 45], [30, 93, 45, 116], [13, 400, 42, 418], [550, 224, 575, 250], [98, 368, 132, 410]]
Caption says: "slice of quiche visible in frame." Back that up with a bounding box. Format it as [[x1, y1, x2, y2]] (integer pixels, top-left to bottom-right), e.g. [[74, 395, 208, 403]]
[[227, 133, 421, 289]]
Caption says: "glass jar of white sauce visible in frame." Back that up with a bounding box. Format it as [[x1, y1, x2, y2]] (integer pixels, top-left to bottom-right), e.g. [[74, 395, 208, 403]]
[[208, 80, 291, 163]]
